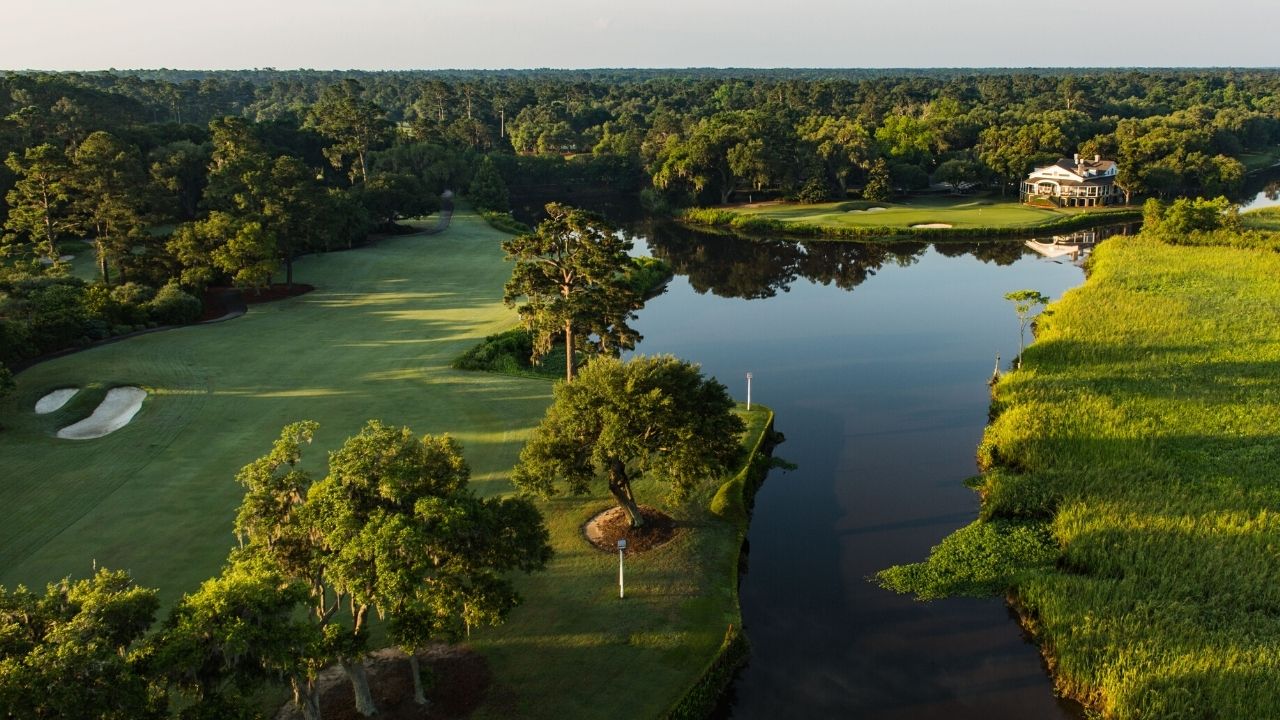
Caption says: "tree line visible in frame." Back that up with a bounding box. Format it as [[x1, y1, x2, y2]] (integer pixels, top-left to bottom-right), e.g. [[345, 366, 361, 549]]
[[0, 420, 553, 720], [4, 66, 1280, 406]]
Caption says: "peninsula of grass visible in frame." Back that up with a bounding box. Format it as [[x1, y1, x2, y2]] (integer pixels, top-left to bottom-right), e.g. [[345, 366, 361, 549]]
[[879, 234, 1280, 717], [681, 194, 1140, 240], [0, 208, 773, 718]]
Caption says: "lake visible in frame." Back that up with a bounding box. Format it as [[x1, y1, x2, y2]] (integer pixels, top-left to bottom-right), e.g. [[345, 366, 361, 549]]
[[623, 223, 1096, 718]]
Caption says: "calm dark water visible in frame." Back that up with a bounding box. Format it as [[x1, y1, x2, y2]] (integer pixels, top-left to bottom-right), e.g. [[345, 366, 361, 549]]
[[624, 224, 1092, 719]]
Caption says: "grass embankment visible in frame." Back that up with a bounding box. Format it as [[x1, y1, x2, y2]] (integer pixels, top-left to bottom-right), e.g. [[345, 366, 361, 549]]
[[880, 234, 1280, 717], [2, 208, 772, 718], [682, 195, 1139, 240], [470, 405, 775, 720]]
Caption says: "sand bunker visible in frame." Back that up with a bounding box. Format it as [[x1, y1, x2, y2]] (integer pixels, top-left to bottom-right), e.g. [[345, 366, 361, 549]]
[[35, 388, 79, 414], [911, 223, 953, 229], [37, 255, 75, 265], [846, 206, 888, 213], [57, 387, 146, 440]]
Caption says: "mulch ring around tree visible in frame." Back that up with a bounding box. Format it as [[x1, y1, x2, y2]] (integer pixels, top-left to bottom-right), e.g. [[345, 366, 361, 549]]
[[583, 505, 680, 553], [276, 645, 490, 720]]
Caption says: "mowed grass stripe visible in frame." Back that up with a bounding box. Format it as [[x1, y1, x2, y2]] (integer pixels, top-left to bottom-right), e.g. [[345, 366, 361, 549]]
[[0, 212, 552, 603]]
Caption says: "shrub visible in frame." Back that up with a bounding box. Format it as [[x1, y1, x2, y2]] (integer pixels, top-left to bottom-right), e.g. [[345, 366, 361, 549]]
[[146, 282, 203, 325], [794, 177, 832, 204], [452, 327, 535, 372]]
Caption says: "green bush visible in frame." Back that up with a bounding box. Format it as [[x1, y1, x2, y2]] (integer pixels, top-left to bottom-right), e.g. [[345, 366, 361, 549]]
[[480, 210, 532, 235], [876, 520, 1057, 600], [794, 177, 832, 204], [452, 327, 536, 373], [623, 256, 672, 298], [147, 282, 203, 325]]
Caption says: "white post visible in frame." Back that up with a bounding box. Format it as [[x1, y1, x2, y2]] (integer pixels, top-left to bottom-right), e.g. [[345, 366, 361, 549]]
[[617, 539, 626, 599], [746, 372, 753, 411]]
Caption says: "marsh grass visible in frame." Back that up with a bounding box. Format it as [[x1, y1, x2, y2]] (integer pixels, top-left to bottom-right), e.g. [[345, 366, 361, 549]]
[[880, 235, 1280, 717]]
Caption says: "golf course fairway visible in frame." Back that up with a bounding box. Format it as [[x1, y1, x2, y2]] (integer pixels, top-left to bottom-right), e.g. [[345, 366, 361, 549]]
[[0, 212, 554, 602]]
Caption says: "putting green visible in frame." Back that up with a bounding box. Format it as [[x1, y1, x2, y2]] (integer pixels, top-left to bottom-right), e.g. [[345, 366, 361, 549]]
[[0, 212, 552, 602]]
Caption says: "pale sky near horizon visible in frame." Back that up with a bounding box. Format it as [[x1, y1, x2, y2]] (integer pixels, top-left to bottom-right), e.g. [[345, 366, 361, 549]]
[[0, 0, 1276, 71]]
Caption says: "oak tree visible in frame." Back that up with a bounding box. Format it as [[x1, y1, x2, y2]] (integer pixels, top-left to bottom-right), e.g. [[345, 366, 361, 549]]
[[513, 355, 745, 527]]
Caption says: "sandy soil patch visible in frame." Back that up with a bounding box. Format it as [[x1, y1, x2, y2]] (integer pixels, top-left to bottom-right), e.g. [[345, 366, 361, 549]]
[[583, 505, 679, 553], [57, 387, 146, 439], [911, 223, 953, 228], [35, 388, 79, 414]]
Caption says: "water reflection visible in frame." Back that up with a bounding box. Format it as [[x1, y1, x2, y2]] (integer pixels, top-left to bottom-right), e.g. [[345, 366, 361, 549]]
[[626, 222, 1089, 719], [642, 223, 1033, 299]]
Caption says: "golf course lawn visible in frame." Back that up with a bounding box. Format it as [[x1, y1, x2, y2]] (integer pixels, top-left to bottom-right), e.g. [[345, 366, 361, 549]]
[[1, 208, 773, 718], [729, 195, 1126, 230], [1, 212, 551, 602]]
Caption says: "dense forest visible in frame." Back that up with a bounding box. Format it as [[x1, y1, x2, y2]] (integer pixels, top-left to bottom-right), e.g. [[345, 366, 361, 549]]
[[2, 68, 1280, 382]]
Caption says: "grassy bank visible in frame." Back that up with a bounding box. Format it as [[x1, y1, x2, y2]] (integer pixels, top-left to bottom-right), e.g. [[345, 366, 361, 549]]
[[469, 405, 775, 720], [880, 235, 1280, 717], [682, 195, 1140, 240]]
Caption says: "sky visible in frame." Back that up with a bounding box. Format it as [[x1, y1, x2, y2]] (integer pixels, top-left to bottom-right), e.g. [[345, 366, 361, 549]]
[[1, 0, 1277, 71]]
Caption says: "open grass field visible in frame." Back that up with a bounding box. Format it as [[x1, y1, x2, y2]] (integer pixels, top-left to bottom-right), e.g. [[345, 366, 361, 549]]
[[884, 235, 1280, 717], [1, 213, 552, 602], [729, 194, 1125, 230], [1, 209, 773, 718]]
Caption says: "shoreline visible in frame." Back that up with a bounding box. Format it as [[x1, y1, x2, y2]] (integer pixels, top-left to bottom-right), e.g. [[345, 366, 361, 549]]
[[677, 205, 1142, 242]]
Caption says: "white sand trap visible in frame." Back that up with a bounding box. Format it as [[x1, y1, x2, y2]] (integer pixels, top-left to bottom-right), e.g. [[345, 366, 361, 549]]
[[57, 387, 147, 440], [37, 255, 75, 265], [35, 388, 80, 414], [912, 223, 953, 229], [846, 206, 888, 213]]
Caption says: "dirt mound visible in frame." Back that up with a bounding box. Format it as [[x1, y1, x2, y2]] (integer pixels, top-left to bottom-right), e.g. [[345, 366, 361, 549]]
[[583, 505, 679, 553], [278, 646, 489, 720]]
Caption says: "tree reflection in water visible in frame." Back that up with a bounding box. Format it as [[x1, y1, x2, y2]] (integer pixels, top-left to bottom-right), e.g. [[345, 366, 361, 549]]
[[640, 222, 1028, 299]]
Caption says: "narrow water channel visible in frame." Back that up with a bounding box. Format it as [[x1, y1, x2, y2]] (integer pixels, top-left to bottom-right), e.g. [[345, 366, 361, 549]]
[[625, 225, 1091, 718]]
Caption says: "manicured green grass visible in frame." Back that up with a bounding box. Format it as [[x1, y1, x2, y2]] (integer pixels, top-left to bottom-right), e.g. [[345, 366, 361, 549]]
[[729, 194, 1122, 230], [882, 236, 1280, 718], [0, 212, 552, 604], [469, 405, 773, 719], [1, 209, 774, 718]]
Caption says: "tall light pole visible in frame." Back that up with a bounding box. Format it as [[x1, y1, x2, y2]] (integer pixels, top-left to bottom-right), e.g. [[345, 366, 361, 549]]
[[746, 372, 753, 411], [617, 539, 627, 599]]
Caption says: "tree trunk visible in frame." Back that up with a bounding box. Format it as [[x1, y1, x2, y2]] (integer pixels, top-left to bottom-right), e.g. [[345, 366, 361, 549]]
[[564, 320, 576, 383], [608, 459, 644, 528], [408, 653, 429, 706], [291, 675, 322, 720], [340, 658, 379, 716], [98, 241, 110, 286]]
